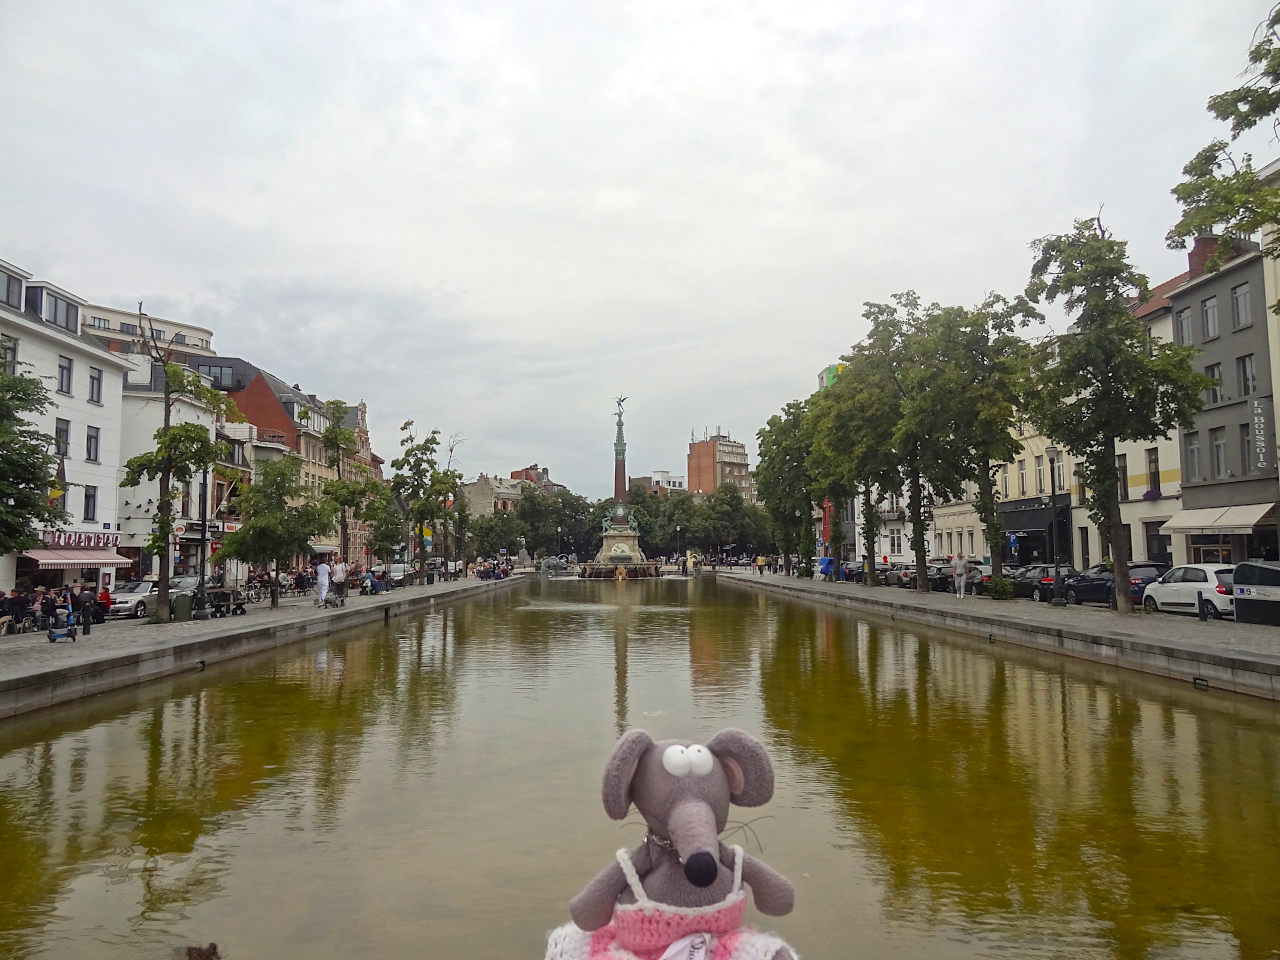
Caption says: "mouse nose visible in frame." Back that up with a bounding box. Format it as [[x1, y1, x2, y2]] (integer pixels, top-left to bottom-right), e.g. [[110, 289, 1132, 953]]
[[683, 851, 718, 887]]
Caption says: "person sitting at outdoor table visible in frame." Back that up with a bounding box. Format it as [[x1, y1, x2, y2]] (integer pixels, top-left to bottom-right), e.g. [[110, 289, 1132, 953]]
[[98, 586, 113, 613]]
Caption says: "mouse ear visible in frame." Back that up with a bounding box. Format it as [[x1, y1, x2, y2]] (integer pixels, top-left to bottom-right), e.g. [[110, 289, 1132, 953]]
[[707, 729, 774, 807], [602, 729, 653, 819]]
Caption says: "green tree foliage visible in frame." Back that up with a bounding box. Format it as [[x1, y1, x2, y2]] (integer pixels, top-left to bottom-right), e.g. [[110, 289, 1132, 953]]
[[515, 487, 562, 558], [390, 421, 461, 583], [1169, 5, 1280, 297], [318, 399, 370, 561], [906, 295, 1040, 576], [120, 363, 242, 621], [755, 401, 811, 574], [362, 486, 405, 568], [1026, 217, 1212, 613], [218, 456, 337, 607], [0, 363, 69, 554], [470, 510, 525, 560]]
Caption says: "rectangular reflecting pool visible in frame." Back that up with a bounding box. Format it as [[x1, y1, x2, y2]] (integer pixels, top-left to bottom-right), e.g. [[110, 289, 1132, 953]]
[[1, 578, 1278, 959]]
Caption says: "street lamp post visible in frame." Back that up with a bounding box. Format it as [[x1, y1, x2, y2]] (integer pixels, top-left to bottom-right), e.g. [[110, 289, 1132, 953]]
[[676, 524, 681, 559], [1046, 444, 1065, 606], [557, 525, 562, 557], [795, 508, 803, 577]]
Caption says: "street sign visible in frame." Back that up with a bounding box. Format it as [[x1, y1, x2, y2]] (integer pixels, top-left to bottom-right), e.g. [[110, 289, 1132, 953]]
[[174, 524, 186, 536]]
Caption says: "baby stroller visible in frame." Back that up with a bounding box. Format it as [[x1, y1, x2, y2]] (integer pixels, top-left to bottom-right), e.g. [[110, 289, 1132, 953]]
[[47, 607, 77, 643]]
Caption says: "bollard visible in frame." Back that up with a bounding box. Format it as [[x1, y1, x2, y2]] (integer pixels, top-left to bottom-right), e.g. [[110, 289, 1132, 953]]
[[1197, 589, 1207, 621]]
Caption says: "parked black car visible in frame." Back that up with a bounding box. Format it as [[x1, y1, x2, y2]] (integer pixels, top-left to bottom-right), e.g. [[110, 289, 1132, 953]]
[[1012, 564, 1080, 601], [1064, 562, 1170, 605]]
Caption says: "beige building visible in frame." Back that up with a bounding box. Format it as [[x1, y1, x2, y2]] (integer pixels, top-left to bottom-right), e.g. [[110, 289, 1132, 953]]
[[461, 474, 531, 517], [82, 303, 215, 362]]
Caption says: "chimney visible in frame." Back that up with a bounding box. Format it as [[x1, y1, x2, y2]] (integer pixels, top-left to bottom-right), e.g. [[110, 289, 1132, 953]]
[[1188, 234, 1221, 279]]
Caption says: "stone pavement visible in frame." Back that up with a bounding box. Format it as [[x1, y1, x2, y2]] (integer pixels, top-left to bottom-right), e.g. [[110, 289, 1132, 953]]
[[720, 571, 1280, 660], [0, 577, 505, 684]]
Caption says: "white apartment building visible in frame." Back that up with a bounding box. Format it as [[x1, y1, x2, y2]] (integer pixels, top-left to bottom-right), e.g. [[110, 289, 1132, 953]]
[[0, 258, 137, 591]]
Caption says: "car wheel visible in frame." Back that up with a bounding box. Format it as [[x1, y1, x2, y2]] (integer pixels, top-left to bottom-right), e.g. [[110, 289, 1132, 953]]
[[1143, 596, 1158, 612], [1031, 586, 1043, 602], [1066, 588, 1079, 604], [135, 601, 146, 618], [1202, 600, 1222, 620]]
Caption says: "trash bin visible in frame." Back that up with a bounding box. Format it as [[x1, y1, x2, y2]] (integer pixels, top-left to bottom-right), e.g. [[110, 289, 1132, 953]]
[[171, 594, 193, 622], [1233, 561, 1280, 625], [426, 572, 435, 585]]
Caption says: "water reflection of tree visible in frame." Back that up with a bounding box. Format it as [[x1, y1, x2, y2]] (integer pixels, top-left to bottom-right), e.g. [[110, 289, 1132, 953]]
[[759, 606, 1280, 957], [0, 613, 467, 950]]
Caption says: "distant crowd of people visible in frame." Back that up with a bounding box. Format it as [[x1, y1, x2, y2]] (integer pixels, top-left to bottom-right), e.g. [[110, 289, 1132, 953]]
[[0, 582, 110, 634]]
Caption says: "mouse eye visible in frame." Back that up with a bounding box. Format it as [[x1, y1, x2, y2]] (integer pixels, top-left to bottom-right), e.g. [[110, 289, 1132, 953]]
[[687, 744, 714, 776], [662, 745, 692, 776]]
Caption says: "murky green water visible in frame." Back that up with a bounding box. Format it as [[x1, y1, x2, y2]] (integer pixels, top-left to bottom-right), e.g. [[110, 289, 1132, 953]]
[[1, 578, 1279, 959]]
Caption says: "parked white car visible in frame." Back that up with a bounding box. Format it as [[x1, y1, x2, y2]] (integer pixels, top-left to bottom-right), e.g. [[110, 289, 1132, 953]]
[[1141, 564, 1236, 619]]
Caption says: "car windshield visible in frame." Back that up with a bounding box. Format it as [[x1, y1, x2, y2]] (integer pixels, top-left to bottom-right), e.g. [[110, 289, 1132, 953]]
[[116, 582, 152, 594], [1215, 570, 1235, 586], [170, 578, 199, 589]]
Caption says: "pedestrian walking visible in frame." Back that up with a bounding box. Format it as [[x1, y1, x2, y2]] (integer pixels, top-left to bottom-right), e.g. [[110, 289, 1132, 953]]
[[332, 556, 348, 602], [315, 557, 332, 606], [953, 554, 967, 598], [756, 555, 766, 576]]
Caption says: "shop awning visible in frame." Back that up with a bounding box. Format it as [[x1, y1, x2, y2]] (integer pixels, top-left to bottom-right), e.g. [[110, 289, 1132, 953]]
[[21, 549, 135, 569], [1161, 503, 1275, 535], [1216, 502, 1274, 533], [309, 545, 338, 554]]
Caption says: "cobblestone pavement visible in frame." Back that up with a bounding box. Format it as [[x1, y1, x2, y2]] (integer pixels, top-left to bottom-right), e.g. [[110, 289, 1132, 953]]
[[721, 571, 1280, 661], [0, 577, 512, 683]]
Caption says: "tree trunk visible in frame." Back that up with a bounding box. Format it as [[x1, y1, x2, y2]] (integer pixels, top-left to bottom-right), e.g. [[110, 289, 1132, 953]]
[[271, 558, 280, 608], [976, 467, 1004, 578], [1105, 436, 1134, 614], [910, 468, 930, 594], [340, 504, 349, 562], [156, 372, 173, 623], [862, 486, 878, 586]]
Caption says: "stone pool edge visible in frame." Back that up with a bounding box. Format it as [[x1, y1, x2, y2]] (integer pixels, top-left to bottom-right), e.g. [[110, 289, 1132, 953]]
[[0, 576, 523, 721], [719, 574, 1280, 702]]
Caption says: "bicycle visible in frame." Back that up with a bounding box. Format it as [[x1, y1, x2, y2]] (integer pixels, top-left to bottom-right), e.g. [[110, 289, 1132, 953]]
[[244, 585, 263, 604]]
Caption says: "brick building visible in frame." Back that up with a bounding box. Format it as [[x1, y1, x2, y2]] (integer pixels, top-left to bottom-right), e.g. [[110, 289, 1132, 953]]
[[687, 430, 757, 503]]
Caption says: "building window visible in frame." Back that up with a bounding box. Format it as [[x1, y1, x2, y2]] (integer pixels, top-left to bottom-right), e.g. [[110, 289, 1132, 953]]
[[1186, 432, 1201, 482], [1018, 459, 1026, 496], [1075, 466, 1086, 505], [1174, 308, 1192, 345], [1079, 527, 1091, 569], [967, 530, 975, 555], [1202, 296, 1219, 339], [88, 366, 102, 404], [150, 327, 165, 341], [1000, 464, 1009, 498], [41, 291, 79, 333], [1237, 354, 1257, 396], [1055, 457, 1065, 491], [119, 322, 138, 335], [1232, 282, 1252, 329], [90, 316, 110, 329], [1, 336, 15, 375], [1205, 363, 1222, 404], [57, 355, 73, 395], [1240, 423, 1253, 476], [1, 269, 21, 310], [195, 363, 234, 388], [181, 482, 192, 519], [888, 528, 902, 554], [54, 418, 70, 456], [85, 425, 100, 462], [1035, 455, 1044, 494], [172, 332, 187, 344], [946, 531, 954, 554], [1116, 453, 1129, 501], [1146, 447, 1159, 493], [1210, 427, 1227, 479], [83, 485, 97, 522]]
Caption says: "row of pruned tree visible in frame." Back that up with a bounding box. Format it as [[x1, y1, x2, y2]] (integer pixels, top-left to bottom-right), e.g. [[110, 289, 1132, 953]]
[[756, 6, 1280, 614]]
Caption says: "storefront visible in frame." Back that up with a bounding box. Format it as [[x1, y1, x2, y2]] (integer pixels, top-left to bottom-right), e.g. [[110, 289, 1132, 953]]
[[17, 530, 134, 591], [1161, 503, 1278, 563], [1000, 499, 1073, 568]]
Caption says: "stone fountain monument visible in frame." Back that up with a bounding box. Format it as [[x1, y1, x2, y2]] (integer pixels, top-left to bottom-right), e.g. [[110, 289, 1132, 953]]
[[581, 397, 660, 579]]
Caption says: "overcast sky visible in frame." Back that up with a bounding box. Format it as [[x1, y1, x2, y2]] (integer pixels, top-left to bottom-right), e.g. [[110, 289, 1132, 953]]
[[3, 0, 1275, 498]]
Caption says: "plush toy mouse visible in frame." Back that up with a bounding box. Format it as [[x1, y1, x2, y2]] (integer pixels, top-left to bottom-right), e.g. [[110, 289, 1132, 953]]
[[546, 728, 797, 960]]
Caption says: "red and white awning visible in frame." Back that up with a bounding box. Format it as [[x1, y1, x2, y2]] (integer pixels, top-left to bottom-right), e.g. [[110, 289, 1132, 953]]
[[21, 549, 135, 569]]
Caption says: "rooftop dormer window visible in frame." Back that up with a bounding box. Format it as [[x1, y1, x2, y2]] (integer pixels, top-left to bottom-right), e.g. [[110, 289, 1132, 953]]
[[30, 288, 79, 333], [1, 269, 21, 310]]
